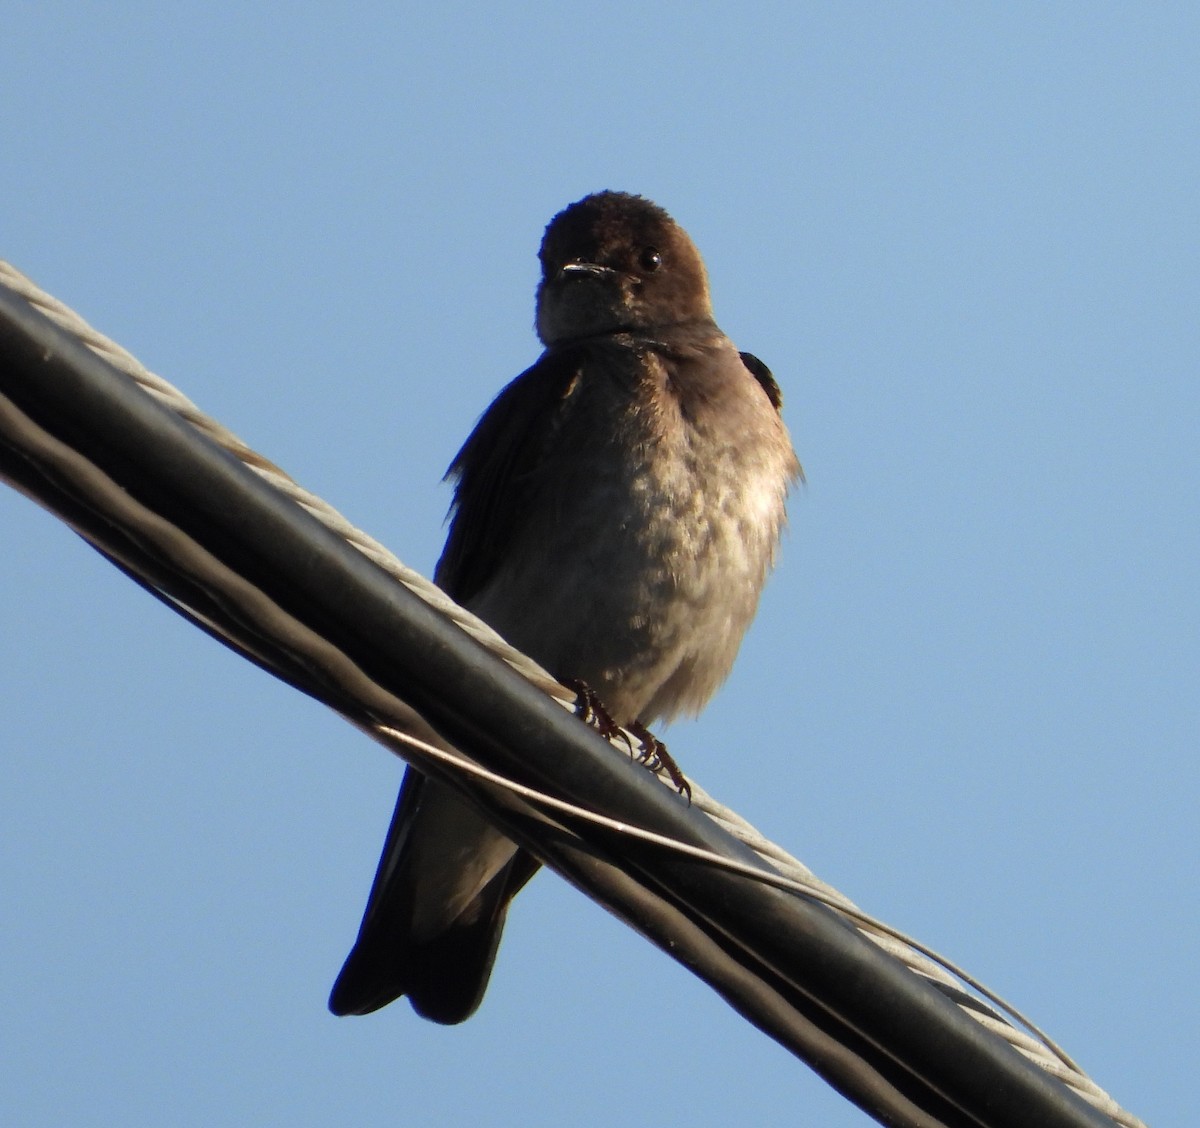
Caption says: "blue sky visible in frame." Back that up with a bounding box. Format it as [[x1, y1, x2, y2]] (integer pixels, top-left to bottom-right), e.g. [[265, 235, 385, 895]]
[[2, 5, 1195, 1125]]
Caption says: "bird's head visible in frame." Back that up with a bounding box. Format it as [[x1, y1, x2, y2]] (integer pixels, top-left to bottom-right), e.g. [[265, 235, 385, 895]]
[[535, 191, 714, 346]]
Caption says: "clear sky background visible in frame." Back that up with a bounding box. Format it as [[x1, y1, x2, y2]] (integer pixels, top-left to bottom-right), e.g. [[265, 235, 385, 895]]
[[2, 6, 1194, 1126]]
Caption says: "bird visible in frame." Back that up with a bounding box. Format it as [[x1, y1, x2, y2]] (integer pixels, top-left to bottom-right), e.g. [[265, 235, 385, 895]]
[[329, 190, 800, 1023]]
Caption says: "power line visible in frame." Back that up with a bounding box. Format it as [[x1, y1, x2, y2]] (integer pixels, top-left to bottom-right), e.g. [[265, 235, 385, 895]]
[[0, 264, 1142, 1128]]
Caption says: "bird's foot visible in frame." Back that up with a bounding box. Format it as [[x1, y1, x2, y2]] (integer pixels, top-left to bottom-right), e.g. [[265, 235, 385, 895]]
[[628, 721, 691, 804], [567, 681, 691, 803], [567, 679, 633, 753]]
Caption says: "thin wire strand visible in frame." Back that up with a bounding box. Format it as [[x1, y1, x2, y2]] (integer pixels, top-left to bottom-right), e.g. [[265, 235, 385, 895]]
[[0, 260, 1145, 1128]]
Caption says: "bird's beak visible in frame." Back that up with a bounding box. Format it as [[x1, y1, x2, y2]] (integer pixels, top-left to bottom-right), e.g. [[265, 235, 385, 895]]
[[557, 261, 616, 282]]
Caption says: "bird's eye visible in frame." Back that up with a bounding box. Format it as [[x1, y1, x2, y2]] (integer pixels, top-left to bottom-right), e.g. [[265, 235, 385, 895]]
[[639, 247, 663, 273]]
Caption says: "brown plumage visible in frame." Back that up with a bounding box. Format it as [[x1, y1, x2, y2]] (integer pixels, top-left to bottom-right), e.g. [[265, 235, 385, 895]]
[[330, 191, 800, 1023]]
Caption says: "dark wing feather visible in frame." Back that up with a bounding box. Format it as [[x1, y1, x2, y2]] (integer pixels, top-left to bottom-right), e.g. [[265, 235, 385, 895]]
[[738, 350, 784, 411], [435, 348, 583, 604], [328, 350, 584, 1021]]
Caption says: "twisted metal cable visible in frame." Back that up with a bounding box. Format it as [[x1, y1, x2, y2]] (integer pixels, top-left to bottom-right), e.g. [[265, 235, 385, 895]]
[[0, 260, 1143, 1128]]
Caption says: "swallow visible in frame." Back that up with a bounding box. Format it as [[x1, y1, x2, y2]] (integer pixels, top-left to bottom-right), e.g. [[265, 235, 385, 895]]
[[329, 191, 800, 1023]]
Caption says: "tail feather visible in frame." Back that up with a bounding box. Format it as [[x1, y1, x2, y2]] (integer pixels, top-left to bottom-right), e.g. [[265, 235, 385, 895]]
[[329, 770, 540, 1024], [329, 859, 519, 1022]]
